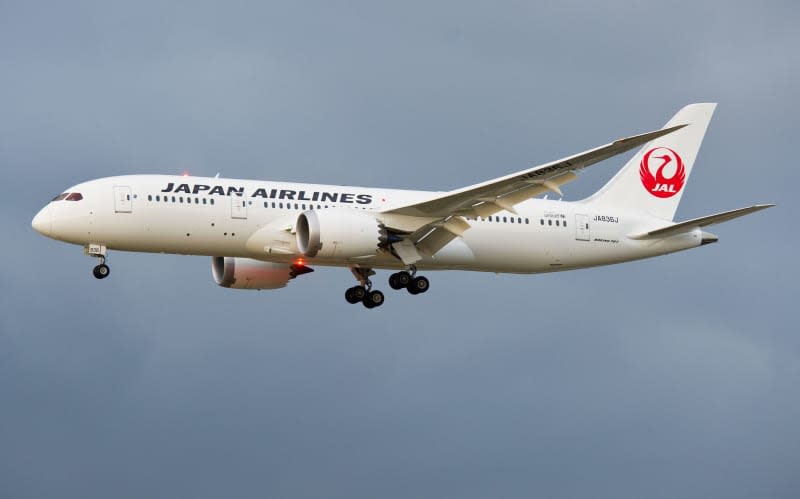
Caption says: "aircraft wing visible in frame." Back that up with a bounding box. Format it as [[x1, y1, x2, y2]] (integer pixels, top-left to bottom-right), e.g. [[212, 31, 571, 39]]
[[377, 124, 686, 264], [382, 124, 686, 218]]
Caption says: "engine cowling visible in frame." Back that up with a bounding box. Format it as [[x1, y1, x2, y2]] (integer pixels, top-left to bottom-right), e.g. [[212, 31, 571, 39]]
[[296, 209, 381, 259], [211, 256, 292, 290]]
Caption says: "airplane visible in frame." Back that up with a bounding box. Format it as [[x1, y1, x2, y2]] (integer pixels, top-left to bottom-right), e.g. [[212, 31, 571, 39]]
[[31, 103, 772, 309]]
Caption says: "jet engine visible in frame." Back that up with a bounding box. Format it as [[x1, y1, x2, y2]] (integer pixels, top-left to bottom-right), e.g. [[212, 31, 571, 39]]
[[211, 256, 292, 290], [296, 209, 382, 259]]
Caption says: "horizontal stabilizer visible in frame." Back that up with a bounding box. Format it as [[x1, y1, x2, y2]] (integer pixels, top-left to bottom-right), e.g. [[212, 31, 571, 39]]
[[628, 204, 774, 240]]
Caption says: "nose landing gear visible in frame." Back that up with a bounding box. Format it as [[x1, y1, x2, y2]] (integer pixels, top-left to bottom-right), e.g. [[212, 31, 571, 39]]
[[86, 243, 110, 280], [93, 262, 110, 279]]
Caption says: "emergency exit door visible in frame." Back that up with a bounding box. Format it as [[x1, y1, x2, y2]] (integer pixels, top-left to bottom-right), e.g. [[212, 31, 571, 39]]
[[575, 214, 590, 241], [113, 186, 132, 213], [231, 197, 247, 219]]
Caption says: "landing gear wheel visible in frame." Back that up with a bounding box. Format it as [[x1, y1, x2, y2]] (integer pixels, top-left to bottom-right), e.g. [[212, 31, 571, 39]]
[[345, 285, 367, 304], [389, 271, 411, 290], [362, 290, 385, 309], [93, 264, 110, 279], [407, 275, 429, 295]]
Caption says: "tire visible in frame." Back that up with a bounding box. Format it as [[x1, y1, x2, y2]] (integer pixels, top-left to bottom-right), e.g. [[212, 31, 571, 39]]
[[397, 271, 411, 287], [363, 290, 384, 309], [345, 286, 366, 304], [93, 264, 110, 279], [389, 272, 410, 290], [407, 276, 429, 294]]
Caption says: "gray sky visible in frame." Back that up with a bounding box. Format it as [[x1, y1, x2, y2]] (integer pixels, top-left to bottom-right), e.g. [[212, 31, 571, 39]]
[[1, 1, 798, 498]]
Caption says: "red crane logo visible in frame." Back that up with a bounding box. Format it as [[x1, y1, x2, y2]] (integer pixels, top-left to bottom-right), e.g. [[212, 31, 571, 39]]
[[639, 147, 685, 198]]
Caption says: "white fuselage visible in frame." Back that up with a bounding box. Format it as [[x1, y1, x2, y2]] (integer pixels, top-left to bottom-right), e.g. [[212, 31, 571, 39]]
[[32, 174, 702, 274]]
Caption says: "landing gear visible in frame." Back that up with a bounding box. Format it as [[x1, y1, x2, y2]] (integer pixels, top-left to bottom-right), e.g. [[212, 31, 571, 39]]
[[93, 263, 110, 279], [345, 266, 429, 308], [362, 290, 384, 309], [85, 243, 110, 280], [407, 275, 429, 295], [388, 271, 411, 290], [345, 285, 367, 304], [388, 267, 430, 295], [345, 267, 385, 309]]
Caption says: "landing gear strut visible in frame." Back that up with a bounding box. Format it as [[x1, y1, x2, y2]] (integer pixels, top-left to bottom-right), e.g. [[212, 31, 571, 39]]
[[389, 266, 430, 295], [345, 267, 384, 309], [86, 243, 110, 280]]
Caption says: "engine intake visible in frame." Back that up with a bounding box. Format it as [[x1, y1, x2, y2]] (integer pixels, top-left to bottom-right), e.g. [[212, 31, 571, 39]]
[[296, 209, 381, 259]]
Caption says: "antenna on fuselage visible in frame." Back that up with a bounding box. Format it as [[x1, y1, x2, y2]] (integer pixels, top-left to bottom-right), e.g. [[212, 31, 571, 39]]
[[214, 173, 220, 178]]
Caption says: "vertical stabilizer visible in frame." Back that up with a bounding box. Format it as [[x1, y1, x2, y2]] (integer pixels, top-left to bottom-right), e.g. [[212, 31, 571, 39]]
[[586, 103, 716, 221]]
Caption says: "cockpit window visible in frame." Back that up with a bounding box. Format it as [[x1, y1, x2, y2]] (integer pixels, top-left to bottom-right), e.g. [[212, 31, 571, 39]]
[[65, 193, 83, 201], [52, 193, 69, 201]]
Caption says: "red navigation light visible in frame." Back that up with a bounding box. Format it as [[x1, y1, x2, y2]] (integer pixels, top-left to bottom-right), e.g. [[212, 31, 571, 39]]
[[289, 258, 314, 278]]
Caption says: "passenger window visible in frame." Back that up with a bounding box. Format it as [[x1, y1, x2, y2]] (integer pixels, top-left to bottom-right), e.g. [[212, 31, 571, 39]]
[[563, 221, 567, 227], [540, 219, 544, 225], [525, 218, 529, 224], [503, 216, 507, 223], [548, 220, 552, 226], [210, 199, 215, 205], [179, 197, 184, 203], [171, 196, 176, 202], [510, 217, 514, 223], [66, 193, 83, 201], [148, 195, 152, 201], [202, 198, 207, 205], [279, 203, 284, 209], [156, 195, 160, 201], [556, 220, 560, 226]]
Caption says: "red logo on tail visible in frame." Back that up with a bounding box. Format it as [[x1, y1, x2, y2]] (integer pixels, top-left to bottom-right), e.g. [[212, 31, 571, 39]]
[[640, 147, 685, 198]]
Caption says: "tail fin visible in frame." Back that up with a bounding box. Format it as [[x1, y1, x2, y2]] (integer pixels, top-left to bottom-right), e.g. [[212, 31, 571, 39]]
[[586, 103, 717, 221]]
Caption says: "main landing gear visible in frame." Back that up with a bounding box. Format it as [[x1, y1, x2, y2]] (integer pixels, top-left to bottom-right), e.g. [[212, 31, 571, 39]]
[[389, 267, 429, 295], [86, 243, 110, 280], [345, 267, 384, 309], [345, 266, 430, 309]]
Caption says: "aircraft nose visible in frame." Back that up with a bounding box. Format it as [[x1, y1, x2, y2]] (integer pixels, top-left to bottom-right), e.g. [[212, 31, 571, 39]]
[[32, 205, 52, 236]]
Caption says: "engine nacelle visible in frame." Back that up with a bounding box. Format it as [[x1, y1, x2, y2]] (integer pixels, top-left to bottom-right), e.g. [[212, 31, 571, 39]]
[[211, 257, 292, 290], [296, 209, 381, 259]]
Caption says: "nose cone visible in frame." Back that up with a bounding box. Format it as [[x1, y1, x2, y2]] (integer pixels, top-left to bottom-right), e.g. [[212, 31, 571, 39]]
[[32, 205, 52, 237]]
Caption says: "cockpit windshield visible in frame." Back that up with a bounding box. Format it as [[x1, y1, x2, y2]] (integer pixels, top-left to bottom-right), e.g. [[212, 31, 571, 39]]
[[51, 192, 83, 202]]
